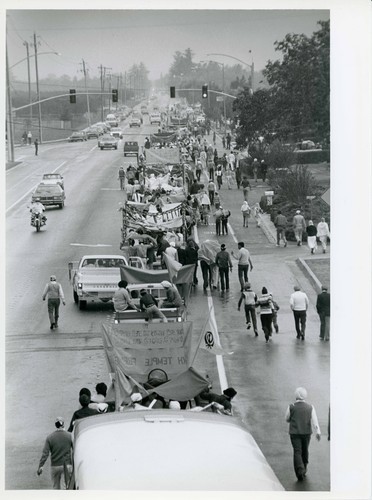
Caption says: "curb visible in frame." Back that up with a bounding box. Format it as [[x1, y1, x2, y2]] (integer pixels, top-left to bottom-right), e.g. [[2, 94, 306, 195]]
[[257, 213, 277, 244], [296, 257, 323, 293]]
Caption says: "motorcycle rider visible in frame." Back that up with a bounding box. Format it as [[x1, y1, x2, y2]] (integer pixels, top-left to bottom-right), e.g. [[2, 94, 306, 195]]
[[30, 198, 47, 225]]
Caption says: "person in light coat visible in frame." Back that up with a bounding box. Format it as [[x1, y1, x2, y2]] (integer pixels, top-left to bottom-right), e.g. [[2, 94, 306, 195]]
[[316, 217, 330, 253]]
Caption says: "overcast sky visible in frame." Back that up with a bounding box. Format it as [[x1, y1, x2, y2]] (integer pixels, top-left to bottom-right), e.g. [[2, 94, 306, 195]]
[[7, 9, 329, 82]]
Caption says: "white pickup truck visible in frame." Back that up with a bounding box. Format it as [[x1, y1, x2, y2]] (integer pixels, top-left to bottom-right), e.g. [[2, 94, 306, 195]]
[[68, 255, 128, 310]]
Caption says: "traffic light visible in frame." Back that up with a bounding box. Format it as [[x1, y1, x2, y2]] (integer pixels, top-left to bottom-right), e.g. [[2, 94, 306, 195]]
[[202, 84, 208, 98], [170, 86, 176, 98], [69, 89, 76, 104], [112, 89, 118, 102]]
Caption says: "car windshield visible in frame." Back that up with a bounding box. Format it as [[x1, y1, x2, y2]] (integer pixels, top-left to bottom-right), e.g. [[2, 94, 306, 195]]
[[35, 185, 62, 195], [101, 135, 113, 140], [43, 174, 60, 180]]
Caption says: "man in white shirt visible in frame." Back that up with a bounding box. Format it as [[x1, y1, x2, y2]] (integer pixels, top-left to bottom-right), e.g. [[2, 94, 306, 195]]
[[289, 285, 309, 340], [231, 241, 253, 291]]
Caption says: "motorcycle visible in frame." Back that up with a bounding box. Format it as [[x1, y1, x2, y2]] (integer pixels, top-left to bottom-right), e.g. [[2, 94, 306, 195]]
[[31, 212, 46, 232]]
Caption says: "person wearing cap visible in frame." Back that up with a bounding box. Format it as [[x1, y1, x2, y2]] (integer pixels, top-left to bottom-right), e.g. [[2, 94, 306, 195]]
[[231, 241, 253, 291], [285, 387, 321, 481], [215, 244, 233, 291], [316, 286, 330, 341], [37, 417, 73, 489], [139, 289, 168, 322], [68, 393, 100, 432], [42, 275, 65, 330], [290, 286, 309, 340], [238, 283, 258, 335], [292, 210, 306, 246], [160, 281, 183, 308]]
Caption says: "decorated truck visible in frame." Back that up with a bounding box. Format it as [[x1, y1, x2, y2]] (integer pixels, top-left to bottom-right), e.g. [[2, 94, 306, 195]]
[[68, 255, 130, 310]]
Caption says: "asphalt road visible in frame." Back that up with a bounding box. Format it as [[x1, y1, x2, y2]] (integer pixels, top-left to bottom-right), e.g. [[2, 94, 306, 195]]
[[5, 108, 330, 491]]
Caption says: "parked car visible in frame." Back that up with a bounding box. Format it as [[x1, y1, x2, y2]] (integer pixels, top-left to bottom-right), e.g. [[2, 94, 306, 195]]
[[32, 183, 65, 208], [123, 141, 139, 157], [98, 134, 119, 150], [41, 173, 64, 190], [68, 131, 87, 142]]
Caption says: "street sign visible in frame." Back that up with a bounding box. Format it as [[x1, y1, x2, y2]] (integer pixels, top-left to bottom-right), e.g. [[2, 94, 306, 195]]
[[306, 195, 316, 200], [320, 188, 330, 206], [216, 96, 224, 102]]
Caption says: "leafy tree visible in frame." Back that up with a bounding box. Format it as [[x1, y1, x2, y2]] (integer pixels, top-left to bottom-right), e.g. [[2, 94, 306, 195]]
[[168, 48, 194, 80], [263, 20, 329, 141], [234, 20, 329, 145]]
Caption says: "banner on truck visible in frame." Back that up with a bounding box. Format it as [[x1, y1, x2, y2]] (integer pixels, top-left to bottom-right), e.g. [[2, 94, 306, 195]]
[[146, 147, 180, 165]]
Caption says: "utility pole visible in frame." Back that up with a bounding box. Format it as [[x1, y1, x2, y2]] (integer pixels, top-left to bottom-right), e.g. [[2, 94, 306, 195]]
[[116, 74, 120, 110], [33, 32, 43, 143], [23, 41, 32, 126], [108, 73, 112, 113], [99, 64, 111, 120], [6, 44, 14, 163], [222, 63, 226, 136], [124, 71, 127, 106], [81, 59, 91, 127], [251, 61, 254, 93]]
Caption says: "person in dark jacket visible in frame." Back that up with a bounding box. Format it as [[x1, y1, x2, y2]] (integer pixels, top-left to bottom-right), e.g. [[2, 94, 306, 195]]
[[184, 238, 199, 285], [306, 220, 318, 254], [68, 394, 99, 432], [316, 286, 330, 340], [215, 243, 233, 291], [285, 387, 321, 481]]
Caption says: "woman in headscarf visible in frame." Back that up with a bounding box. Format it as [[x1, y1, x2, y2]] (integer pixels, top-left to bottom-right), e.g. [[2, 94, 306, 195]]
[[160, 281, 183, 308], [316, 217, 330, 254], [241, 201, 251, 228], [306, 220, 318, 254]]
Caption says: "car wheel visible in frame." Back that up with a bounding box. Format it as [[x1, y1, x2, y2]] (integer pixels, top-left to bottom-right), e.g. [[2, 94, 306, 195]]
[[100, 147, 103, 150], [115, 146, 117, 150], [59, 202, 64, 209], [78, 299, 87, 310], [73, 290, 78, 304]]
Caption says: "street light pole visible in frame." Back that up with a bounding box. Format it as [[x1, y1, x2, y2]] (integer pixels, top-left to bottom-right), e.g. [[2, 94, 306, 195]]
[[81, 59, 91, 127], [207, 52, 254, 92], [33, 32, 43, 143]]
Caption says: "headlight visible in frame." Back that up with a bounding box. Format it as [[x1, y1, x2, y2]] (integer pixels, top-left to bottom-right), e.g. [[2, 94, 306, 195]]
[[78, 283, 82, 289]]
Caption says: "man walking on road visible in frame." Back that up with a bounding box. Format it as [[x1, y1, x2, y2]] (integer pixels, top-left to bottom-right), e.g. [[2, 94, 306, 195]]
[[215, 243, 233, 291], [34, 138, 39, 156], [293, 210, 306, 246], [241, 177, 251, 202], [290, 285, 309, 340], [238, 282, 258, 335], [274, 210, 288, 247], [231, 242, 253, 291], [37, 417, 73, 489], [118, 166, 125, 190], [316, 286, 330, 341], [42, 275, 66, 330], [285, 387, 321, 482]]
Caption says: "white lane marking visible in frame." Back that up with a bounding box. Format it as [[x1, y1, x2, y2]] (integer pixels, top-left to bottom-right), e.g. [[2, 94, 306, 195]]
[[6, 161, 67, 214], [70, 243, 112, 247], [207, 291, 228, 391], [195, 225, 228, 391], [228, 223, 238, 243]]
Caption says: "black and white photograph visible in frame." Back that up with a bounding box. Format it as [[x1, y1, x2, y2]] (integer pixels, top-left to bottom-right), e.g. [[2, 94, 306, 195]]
[[2, 0, 371, 498]]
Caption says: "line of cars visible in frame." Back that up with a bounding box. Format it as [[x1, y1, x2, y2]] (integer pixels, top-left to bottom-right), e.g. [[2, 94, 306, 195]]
[[31, 172, 66, 209]]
